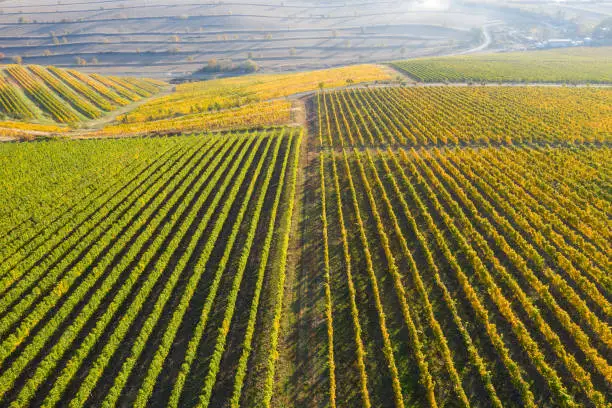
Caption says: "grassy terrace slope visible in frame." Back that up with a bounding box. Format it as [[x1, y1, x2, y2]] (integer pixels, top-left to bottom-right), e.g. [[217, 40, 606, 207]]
[[0, 65, 165, 125], [0, 129, 301, 407], [291, 88, 612, 407], [392, 47, 612, 83]]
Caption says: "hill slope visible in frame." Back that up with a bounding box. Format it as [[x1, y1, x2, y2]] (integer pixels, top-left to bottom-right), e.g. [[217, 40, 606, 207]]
[[0, 65, 166, 124]]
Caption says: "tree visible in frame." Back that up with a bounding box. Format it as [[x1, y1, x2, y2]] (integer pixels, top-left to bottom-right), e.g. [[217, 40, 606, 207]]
[[0, 52, 5, 61], [91, 56, 99, 64], [242, 59, 259, 73], [12, 55, 22, 64], [207, 58, 219, 70], [289, 47, 296, 56], [43, 49, 53, 56]]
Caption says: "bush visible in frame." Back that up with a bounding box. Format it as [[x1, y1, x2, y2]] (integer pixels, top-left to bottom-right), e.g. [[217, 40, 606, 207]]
[[242, 59, 259, 73]]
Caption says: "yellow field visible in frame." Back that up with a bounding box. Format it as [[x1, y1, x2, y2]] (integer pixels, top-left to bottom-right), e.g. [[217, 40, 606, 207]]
[[0, 121, 68, 133], [96, 100, 292, 136], [123, 65, 391, 123]]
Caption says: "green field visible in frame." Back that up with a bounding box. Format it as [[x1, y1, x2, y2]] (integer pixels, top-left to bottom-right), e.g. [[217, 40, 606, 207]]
[[280, 86, 612, 407], [0, 129, 301, 407], [392, 47, 612, 83]]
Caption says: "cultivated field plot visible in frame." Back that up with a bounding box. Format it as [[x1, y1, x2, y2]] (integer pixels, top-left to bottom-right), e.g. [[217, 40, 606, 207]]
[[391, 47, 612, 84], [282, 83, 612, 407], [125, 65, 390, 123], [317, 86, 612, 147], [0, 129, 300, 407], [98, 65, 390, 136], [98, 99, 293, 136], [0, 65, 164, 124], [312, 143, 611, 407]]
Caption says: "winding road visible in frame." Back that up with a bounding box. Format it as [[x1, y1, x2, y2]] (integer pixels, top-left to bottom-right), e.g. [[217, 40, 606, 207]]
[[457, 21, 503, 55]]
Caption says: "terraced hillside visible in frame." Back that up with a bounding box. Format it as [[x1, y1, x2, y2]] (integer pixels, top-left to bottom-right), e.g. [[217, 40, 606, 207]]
[[0, 0, 490, 77], [0, 65, 165, 124]]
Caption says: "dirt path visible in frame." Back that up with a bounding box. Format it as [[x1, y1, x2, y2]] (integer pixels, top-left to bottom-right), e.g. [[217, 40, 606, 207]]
[[273, 96, 330, 408]]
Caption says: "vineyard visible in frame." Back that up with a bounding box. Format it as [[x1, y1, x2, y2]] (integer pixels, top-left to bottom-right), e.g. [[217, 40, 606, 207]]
[[98, 100, 293, 136], [93, 65, 390, 136], [392, 47, 612, 83], [0, 65, 165, 124], [123, 64, 391, 123], [0, 64, 392, 138], [306, 89, 612, 406], [0, 57, 611, 407], [317, 86, 611, 147], [0, 129, 301, 407]]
